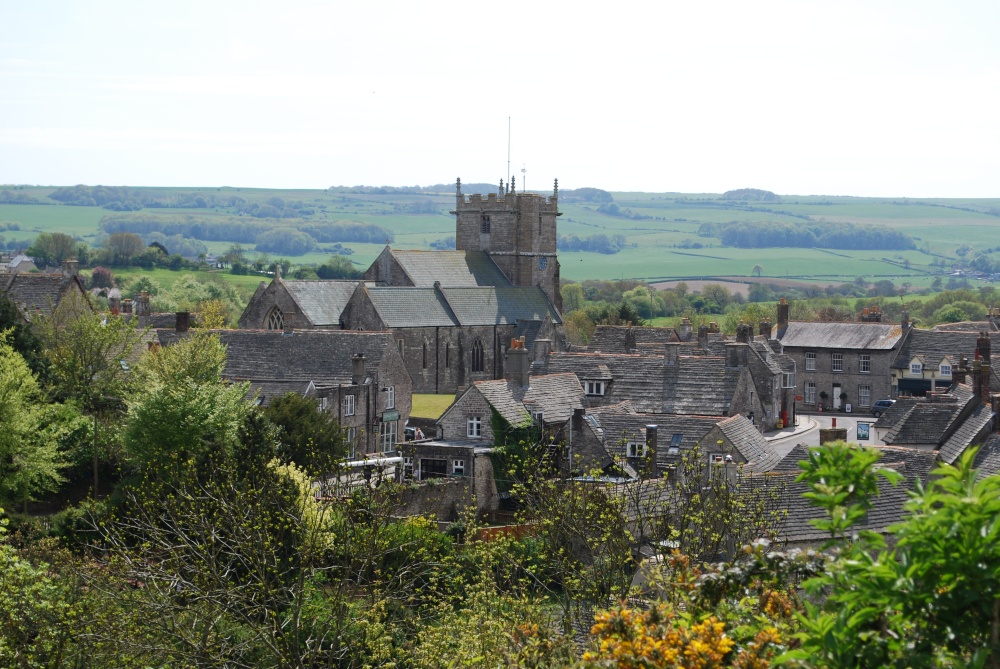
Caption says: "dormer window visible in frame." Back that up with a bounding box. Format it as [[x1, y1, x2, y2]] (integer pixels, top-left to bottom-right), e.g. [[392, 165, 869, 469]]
[[626, 441, 646, 458], [585, 380, 605, 396], [911, 361, 923, 375], [939, 363, 952, 376]]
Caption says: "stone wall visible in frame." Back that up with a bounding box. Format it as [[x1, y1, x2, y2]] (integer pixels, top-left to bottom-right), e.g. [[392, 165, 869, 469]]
[[438, 388, 494, 442], [786, 346, 895, 411], [393, 478, 473, 522]]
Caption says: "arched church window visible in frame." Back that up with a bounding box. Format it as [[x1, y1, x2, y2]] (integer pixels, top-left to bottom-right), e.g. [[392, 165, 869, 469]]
[[472, 338, 485, 372], [266, 307, 284, 331]]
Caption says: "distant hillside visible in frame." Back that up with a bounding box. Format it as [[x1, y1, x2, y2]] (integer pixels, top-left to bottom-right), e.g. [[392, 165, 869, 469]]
[[723, 188, 780, 202]]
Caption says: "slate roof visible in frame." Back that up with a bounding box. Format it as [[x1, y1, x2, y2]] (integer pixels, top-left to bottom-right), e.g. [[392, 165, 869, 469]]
[[365, 287, 459, 327], [250, 380, 316, 407], [715, 415, 783, 471], [891, 329, 1000, 391], [439, 286, 561, 325], [586, 326, 680, 353], [752, 463, 914, 545], [473, 373, 585, 427], [662, 357, 743, 416], [938, 403, 994, 464], [883, 402, 967, 446], [282, 280, 368, 327], [774, 444, 814, 472], [873, 397, 920, 430], [778, 321, 904, 350], [536, 352, 743, 415], [598, 413, 723, 466], [156, 329, 399, 385], [1, 272, 88, 318], [389, 250, 511, 287], [973, 435, 1000, 479]]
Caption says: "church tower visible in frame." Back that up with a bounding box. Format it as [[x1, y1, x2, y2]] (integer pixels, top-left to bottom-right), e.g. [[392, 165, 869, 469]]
[[452, 177, 561, 311]]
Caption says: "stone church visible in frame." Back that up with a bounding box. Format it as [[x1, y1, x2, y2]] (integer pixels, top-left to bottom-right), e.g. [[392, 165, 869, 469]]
[[238, 178, 566, 393]]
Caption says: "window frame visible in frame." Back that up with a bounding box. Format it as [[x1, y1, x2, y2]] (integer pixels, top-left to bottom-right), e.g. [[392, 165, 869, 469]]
[[831, 352, 844, 373], [911, 362, 923, 375], [940, 363, 952, 376], [858, 384, 872, 407], [585, 380, 605, 396], [452, 459, 465, 476], [804, 381, 816, 404], [467, 415, 482, 438], [344, 394, 356, 416], [859, 353, 871, 374], [626, 441, 646, 458], [805, 352, 817, 371], [379, 421, 397, 453], [386, 385, 395, 409]]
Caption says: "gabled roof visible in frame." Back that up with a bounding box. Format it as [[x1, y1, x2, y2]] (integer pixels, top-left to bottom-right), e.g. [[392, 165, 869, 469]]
[[778, 321, 904, 350], [598, 413, 723, 466], [774, 444, 813, 472], [473, 373, 585, 427], [893, 328, 984, 369], [156, 329, 401, 385], [537, 351, 743, 415], [883, 399, 970, 446], [389, 249, 510, 287], [439, 286, 561, 325], [715, 415, 782, 471], [973, 435, 1000, 479], [365, 287, 459, 327], [662, 357, 743, 416], [282, 280, 367, 327], [1, 272, 88, 318], [586, 325, 679, 353], [938, 403, 994, 464]]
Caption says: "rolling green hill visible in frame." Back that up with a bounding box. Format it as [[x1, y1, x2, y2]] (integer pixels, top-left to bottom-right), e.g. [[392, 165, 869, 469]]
[[1, 184, 997, 287]]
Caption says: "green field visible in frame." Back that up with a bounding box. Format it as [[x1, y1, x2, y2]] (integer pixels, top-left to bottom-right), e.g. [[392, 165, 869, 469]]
[[2, 184, 997, 287]]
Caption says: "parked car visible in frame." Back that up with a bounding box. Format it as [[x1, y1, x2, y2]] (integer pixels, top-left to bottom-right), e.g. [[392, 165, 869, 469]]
[[871, 399, 895, 417]]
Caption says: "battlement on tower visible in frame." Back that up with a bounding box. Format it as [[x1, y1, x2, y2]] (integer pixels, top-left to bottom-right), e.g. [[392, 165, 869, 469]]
[[457, 191, 559, 212]]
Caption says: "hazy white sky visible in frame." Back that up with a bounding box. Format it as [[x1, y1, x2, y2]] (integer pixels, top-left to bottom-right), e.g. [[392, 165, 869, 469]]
[[2, 1, 998, 196]]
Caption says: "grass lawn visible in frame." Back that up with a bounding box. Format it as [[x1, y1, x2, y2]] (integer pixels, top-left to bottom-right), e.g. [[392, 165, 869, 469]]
[[410, 393, 456, 419]]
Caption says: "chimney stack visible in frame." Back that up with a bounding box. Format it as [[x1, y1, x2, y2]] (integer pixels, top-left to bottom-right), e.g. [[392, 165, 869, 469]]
[[977, 332, 991, 363], [697, 325, 708, 350], [708, 322, 720, 334], [901, 311, 910, 330], [725, 342, 749, 368], [506, 337, 530, 388], [175, 312, 190, 333], [953, 354, 969, 386], [352, 354, 366, 385], [664, 342, 679, 366], [135, 291, 150, 327], [759, 321, 772, 339], [776, 299, 789, 338], [644, 425, 658, 479], [533, 338, 552, 362], [122, 298, 133, 315], [678, 317, 693, 341], [736, 323, 751, 344], [61, 259, 79, 279]]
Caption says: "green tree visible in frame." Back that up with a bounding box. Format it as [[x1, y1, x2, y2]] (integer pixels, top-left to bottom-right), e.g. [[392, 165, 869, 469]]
[[752, 263, 764, 277], [27, 231, 79, 267], [788, 442, 1000, 667], [103, 232, 146, 266], [264, 392, 349, 474], [561, 282, 585, 312], [0, 336, 77, 510], [125, 333, 250, 484], [316, 254, 360, 279]]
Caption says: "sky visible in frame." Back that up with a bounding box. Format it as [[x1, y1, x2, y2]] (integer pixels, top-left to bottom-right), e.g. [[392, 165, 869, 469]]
[[2, 1, 999, 197]]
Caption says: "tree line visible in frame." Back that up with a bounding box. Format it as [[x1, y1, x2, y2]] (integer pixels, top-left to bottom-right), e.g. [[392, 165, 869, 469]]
[[99, 214, 392, 256], [697, 220, 916, 250]]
